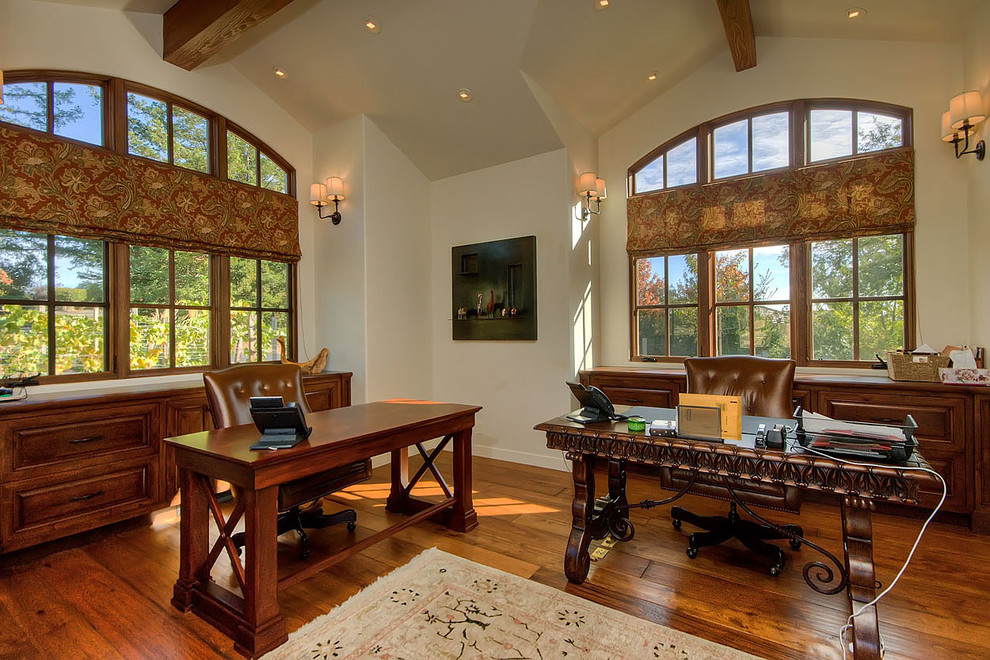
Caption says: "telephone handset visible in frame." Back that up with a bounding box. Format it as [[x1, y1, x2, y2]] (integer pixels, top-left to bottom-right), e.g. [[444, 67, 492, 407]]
[[566, 381, 623, 424]]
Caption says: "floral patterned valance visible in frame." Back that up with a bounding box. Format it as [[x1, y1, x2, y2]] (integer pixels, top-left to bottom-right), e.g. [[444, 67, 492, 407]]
[[626, 149, 915, 256], [0, 125, 300, 261]]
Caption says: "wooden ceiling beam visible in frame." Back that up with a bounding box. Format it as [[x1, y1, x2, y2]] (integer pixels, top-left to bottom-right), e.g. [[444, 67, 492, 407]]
[[164, 0, 295, 71], [715, 0, 757, 72]]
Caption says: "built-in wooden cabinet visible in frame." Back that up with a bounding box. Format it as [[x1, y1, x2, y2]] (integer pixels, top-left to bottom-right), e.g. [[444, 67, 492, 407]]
[[580, 367, 989, 530], [0, 372, 351, 553]]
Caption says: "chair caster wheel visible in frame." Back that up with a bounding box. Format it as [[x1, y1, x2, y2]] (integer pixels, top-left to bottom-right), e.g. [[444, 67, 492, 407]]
[[769, 564, 781, 577], [686, 546, 698, 559], [346, 521, 357, 532], [672, 518, 681, 530], [789, 538, 802, 550]]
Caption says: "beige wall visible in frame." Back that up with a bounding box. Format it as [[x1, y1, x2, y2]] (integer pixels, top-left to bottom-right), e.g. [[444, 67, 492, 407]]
[[430, 150, 574, 469], [964, 6, 990, 351], [1, 0, 319, 393], [312, 116, 367, 400], [599, 36, 970, 368], [363, 120, 433, 402]]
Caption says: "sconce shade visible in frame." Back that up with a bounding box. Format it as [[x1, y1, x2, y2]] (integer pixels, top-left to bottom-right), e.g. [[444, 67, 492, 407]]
[[578, 172, 597, 195], [595, 177, 607, 200], [326, 176, 345, 201], [309, 183, 327, 205], [949, 91, 986, 130]]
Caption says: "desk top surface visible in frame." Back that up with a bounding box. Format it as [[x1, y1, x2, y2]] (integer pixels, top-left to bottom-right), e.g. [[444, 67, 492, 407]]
[[166, 399, 481, 468], [535, 405, 931, 474]]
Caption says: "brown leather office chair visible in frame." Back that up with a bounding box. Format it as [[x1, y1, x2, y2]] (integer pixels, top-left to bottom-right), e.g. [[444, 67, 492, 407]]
[[203, 364, 371, 560], [665, 355, 802, 576]]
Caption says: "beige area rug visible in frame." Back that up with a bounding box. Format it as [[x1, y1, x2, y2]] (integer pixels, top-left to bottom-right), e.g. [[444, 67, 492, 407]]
[[262, 547, 761, 660]]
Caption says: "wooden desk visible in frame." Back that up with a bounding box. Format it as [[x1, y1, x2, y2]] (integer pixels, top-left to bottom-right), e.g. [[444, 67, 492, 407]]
[[535, 411, 937, 660], [167, 400, 481, 657]]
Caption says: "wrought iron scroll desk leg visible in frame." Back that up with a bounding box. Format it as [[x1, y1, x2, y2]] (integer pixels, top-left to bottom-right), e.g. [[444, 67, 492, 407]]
[[841, 495, 882, 660], [565, 452, 597, 584]]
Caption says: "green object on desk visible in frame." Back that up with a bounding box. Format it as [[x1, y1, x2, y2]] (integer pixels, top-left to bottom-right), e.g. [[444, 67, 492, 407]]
[[626, 416, 646, 432]]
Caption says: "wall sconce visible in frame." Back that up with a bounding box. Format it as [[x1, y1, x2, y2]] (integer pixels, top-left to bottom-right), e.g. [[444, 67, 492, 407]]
[[941, 91, 985, 161], [578, 172, 606, 220], [310, 176, 345, 225]]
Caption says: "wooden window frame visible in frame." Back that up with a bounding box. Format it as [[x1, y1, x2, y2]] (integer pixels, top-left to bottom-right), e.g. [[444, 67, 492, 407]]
[[711, 245, 792, 357], [628, 98, 912, 195], [0, 70, 110, 150], [629, 233, 915, 368], [228, 257, 295, 365], [126, 245, 214, 376], [1, 70, 296, 198], [0, 234, 112, 384], [0, 71, 300, 384], [627, 98, 915, 368]]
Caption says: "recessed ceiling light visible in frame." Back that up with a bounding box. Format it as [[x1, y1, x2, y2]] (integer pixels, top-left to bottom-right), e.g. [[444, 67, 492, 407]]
[[647, 71, 658, 81], [364, 17, 381, 33], [272, 66, 288, 79], [457, 88, 473, 103], [594, 0, 610, 10], [847, 7, 866, 19]]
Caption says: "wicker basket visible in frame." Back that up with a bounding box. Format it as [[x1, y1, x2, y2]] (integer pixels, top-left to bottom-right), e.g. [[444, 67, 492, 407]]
[[886, 351, 951, 382]]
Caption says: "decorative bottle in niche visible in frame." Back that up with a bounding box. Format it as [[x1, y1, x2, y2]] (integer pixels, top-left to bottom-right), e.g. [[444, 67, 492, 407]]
[[487, 290, 494, 318], [476, 293, 484, 319]]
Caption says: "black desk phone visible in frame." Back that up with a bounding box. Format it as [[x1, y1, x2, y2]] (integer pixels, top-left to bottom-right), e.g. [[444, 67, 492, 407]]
[[566, 382, 624, 424], [248, 396, 312, 450]]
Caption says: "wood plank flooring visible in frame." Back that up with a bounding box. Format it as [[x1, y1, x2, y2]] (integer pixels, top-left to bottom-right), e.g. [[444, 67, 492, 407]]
[[1, 454, 988, 659]]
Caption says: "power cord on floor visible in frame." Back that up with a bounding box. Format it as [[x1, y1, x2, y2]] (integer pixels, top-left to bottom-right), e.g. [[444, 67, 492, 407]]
[[801, 445, 947, 660]]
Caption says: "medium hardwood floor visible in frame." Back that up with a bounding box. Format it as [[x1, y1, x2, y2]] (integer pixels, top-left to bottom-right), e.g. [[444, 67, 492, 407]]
[[1, 453, 988, 659]]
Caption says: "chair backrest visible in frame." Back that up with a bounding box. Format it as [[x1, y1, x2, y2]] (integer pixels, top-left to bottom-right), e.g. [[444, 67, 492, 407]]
[[684, 356, 795, 418], [203, 363, 311, 429]]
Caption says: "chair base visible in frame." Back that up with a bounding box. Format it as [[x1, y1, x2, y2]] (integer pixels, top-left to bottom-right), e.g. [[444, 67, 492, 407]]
[[671, 502, 802, 576], [233, 502, 357, 560]]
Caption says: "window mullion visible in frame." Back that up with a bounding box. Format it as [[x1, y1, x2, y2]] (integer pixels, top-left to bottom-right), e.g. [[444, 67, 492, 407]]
[[698, 251, 714, 356], [46, 235, 56, 376]]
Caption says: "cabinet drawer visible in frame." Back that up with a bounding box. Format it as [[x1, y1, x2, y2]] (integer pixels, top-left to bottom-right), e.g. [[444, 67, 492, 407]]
[[2, 458, 159, 552], [5, 404, 158, 474], [599, 386, 673, 408], [919, 451, 969, 513], [817, 392, 966, 450]]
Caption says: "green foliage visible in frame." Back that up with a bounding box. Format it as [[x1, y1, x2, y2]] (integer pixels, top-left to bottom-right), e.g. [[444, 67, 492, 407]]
[[172, 106, 209, 173], [227, 131, 257, 185], [127, 93, 168, 162], [811, 236, 904, 360]]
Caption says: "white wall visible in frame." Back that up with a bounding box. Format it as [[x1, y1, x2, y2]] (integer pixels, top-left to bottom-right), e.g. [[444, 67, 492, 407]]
[[364, 119, 433, 401], [963, 6, 990, 351], [1, 0, 320, 392], [430, 149, 574, 470], [312, 116, 367, 400], [599, 36, 970, 367]]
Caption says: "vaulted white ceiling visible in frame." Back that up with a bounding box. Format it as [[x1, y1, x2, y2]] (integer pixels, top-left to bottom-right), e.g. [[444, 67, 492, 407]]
[[34, 0, 988, 179]]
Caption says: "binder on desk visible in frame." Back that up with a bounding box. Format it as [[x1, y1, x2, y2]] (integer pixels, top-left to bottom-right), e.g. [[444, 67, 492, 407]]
[[794, 407, 917, 462]]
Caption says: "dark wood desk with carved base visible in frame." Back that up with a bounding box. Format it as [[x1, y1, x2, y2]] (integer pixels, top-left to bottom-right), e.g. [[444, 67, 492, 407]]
[[167, 400, 481, 658], [535, 411, 937, 660]]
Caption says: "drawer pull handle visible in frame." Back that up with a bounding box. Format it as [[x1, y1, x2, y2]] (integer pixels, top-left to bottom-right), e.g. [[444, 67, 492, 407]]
[[870, 417, 901, 424], [627, 398, 643, 403], [70, 490, 105, 502], [69, 436, 101, 445]]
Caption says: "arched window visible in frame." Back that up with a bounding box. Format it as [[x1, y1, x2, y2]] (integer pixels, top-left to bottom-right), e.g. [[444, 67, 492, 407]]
[[627, 99, 914, 367], [0, 71, 297, 382]]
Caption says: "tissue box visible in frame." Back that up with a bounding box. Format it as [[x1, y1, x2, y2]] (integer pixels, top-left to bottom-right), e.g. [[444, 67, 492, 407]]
[[886, 351, 950, 382], [939, 368, 990, 386]]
